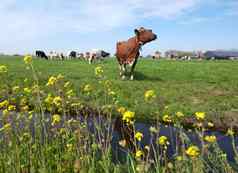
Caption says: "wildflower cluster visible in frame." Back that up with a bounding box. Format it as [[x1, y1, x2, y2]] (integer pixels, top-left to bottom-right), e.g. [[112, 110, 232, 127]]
[[0, 65, 7, 73], [144, 89, 156, 102]]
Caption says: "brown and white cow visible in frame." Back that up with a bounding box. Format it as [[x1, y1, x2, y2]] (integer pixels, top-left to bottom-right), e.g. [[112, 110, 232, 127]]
[[116, 27, 157, 80]]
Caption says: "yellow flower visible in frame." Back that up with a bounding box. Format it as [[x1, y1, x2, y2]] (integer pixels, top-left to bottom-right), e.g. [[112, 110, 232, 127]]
[[83, 84, 93, 93], [208, 122, 214, 128], [3, 109, 9, 116], [0, 123, 11, 132], [21, 105, 29, 112], [66, 89, 74, 98], [149, 126, 158, 133], [24, 55, 32, 64], [186, 146, 200, 158], [64, 81, 70, 88], [56, 74, 64, 80], [0, 65, 8, 73], [53, 96, 62, 107], [45, 94, 53, 104], [12, 86, 20, 92], [162, 115, 172, 123], [46, 76, 57, 86], [117, 107, 126, 114], [95, 66, 104, 77], [144, 90, 156, 101], [176, 112, 184, 118], [135, 132, 143, 141], [227, 128, 234, 136], [135, 150, 143, 158], [52, 114, 61, 126], [204, 135, 216, 143], [158, 136, 169, 145], [8, 105, 16, 111], [122, 111, 135, 123], [108, 90, 116, 96], [66, 143, 73, 151], [176, 156, 183, 161], [0, 100, 9, 109], [23, 87, 31, 94], [195, 112, 205, 121]]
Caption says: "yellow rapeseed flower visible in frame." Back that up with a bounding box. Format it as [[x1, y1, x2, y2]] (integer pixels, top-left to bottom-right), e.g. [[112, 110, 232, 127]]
[[204, 135, 216, 143], [52, 114, 61, 126], [158, 136, 169, 145], [117, 107, 126, 114], [56, 74, 64, 80], [3, 109, 9, 116], [162, 115, 172, 123], [122, 111, 135, 123], [144, 90, 156, 101], [185, 146, 200, 158], [53, 96, 62, 107], [23, 87, 31, 94], [12, 86, 20, 92], [208, 122, 214, 128], [0, 123, 11, 132], [227, 128, 234, 136], [66, 89, 74, 98], [0, 65, 8, 73], [176, 156, 183, 161], [64, 81, 70, 88], [195, 112, 205, 121], [95, 66, 104, 77], [0, 100, 9, 108], [46, 76, 57, 86], [8, 105, 16, 111], [24, 55, 32, 64], [149, 126, 158, 133], [135, 150, 143, 158], [135, 132, 143, 141], [176, 112, 184, 118], [83, 84, 92, 93]]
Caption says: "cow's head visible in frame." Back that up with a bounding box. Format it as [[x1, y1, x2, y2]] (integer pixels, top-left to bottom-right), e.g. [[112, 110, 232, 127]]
[[134, 27, 157, 45]]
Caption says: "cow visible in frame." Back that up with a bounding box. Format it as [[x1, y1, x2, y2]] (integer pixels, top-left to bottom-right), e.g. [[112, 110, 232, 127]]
[[67, 51, 77, 60], [36, 50, 48, 60], [116, 27, 157, 80], [88, 49, 110, 64]]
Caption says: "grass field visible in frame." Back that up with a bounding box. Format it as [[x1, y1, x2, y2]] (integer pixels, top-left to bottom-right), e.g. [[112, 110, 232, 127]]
[[1, 55, 238, 122]]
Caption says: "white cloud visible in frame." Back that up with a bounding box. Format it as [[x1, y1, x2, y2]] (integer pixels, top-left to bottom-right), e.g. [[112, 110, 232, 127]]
[[0, 0, 200, 53]]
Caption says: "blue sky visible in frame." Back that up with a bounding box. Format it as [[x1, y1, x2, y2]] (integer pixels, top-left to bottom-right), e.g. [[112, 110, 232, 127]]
[[0, 0, 237, 56]]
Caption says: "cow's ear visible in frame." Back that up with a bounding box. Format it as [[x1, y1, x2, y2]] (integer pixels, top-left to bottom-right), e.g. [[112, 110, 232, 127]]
[[134, 29, 139, 36]]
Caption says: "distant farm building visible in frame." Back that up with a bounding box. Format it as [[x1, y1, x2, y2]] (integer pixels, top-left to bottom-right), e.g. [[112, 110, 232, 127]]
[[204, 50, 238, 60]]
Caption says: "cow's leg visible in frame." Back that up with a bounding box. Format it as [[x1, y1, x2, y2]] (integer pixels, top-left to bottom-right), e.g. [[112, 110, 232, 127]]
[[129, 58, 138, 80], [122, 64, 126, 80], [119, 64, 126, 79]]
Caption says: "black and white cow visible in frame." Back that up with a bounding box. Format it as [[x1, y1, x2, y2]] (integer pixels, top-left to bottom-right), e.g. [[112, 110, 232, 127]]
[[36, 50, 48, 60], [88, 49, 110, 64]]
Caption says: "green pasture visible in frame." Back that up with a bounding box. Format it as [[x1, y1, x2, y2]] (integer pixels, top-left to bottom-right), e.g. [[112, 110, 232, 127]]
[[0, 55, 238, 121]]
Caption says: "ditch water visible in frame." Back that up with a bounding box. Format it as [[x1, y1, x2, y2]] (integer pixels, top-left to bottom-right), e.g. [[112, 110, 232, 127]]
[[83, 115, 238, 163], [1, 112, 238, 166]]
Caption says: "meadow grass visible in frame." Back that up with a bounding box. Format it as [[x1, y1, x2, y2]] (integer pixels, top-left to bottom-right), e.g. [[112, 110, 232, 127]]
[[0, 55, 237, 122]]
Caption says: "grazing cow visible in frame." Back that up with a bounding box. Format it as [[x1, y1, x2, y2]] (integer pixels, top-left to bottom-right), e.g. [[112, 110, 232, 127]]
[[36, 50, 48, 60], [116, 27, 157, 80], [88, 49, 110, 64], [67, 51, 77, 59]]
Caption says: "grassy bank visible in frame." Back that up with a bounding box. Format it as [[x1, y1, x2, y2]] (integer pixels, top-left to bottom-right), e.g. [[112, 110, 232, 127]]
[[0, 56, 238, 122]]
